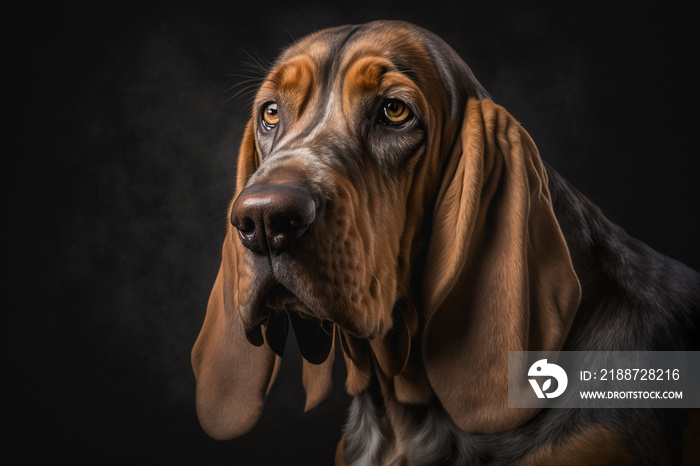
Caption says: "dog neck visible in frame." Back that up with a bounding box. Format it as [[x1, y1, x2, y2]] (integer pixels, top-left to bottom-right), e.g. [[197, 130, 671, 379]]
[[544, 162, 699, 352], [342, 377, 475, 465]]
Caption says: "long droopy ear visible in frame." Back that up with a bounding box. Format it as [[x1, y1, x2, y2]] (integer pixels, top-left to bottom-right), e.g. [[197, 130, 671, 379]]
[[422, 98, 581, 434], [191, 121, 281, 440]]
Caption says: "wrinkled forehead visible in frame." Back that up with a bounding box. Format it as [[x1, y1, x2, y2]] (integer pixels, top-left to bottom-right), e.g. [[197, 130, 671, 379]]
[[266, 21, 474, 121], [282, 22, 433, 76]]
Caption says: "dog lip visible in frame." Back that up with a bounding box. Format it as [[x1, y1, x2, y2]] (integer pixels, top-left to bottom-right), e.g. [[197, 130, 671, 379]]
[[240, 280, 275, 333], [240, 263, 379, 349], [242, 282, 335, 363], [289, 312, 334, 364], [269, 267, 380, 340]]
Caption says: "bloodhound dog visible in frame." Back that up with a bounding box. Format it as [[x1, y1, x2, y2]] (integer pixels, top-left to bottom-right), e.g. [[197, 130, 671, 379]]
[[192, 21, 700, 465]]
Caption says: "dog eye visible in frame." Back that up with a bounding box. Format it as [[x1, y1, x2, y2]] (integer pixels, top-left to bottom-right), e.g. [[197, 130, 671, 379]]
[[261, 102, 279, 130], [381, 99, 413, 126]]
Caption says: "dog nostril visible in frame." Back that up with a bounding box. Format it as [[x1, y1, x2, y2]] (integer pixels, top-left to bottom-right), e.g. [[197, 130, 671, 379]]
[[269, 215, 301, 234], [265, 195, 316, 253], [238, 228, 256, 243], [268, 233, 289, 252], [230, 211, 266, 254], [266, 212, 313, 252], [235, 216, 256, 234]]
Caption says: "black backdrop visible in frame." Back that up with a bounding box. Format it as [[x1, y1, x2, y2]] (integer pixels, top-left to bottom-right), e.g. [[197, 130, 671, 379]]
[[9, 1, 699, 464]]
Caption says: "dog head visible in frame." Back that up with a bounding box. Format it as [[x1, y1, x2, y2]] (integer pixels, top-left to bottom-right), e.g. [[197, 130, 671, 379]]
[[192, 21, 580, 440]]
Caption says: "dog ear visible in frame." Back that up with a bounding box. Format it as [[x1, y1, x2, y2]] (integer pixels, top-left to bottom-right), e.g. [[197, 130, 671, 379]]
[[192, 121, 282, 440], [422, 98, 581, 434], [234, 120, 260, 196], [192, 120, 338, 437]]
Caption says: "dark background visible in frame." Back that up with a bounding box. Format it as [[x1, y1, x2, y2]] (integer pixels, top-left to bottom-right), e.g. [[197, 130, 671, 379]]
[[9, 1, 698, 464]]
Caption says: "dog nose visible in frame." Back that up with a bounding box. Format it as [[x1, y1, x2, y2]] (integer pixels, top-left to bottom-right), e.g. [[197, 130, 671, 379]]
[[230, 183, 317, 254]]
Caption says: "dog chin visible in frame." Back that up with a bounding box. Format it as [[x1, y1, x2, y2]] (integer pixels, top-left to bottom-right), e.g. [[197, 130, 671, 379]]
[[241, 281, 336, 365]]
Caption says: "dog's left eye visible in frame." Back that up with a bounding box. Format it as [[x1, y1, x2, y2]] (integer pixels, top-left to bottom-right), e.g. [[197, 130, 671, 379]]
[[261, 102, 279, 130], [380, 99, 413, 126]]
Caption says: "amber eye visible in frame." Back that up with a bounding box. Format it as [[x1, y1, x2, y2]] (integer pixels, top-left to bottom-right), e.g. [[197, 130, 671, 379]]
[[381, 99, 412, 126], [262, 102, 279, 130]]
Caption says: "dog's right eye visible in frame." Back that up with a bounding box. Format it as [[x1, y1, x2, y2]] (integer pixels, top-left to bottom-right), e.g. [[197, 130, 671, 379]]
[[261, 103, 279, 130], [380, 99, 413, 126]]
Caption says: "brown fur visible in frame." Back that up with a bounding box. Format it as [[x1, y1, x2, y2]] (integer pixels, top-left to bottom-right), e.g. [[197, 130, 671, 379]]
[[191, 16, 585, 448], [421, 98, 580, 434], [335, 432, 348, 466], [192, 21, 699, 463]]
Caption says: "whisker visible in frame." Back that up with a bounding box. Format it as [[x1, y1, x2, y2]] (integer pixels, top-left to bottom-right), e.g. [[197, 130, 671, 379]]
[[222, 78, 262, 95], [220, 48, 274, 105], [284, 27, 297, 44], [222, 84, 262, 104], [242, 48, 273, 74], [223, 74, 265, 82]]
